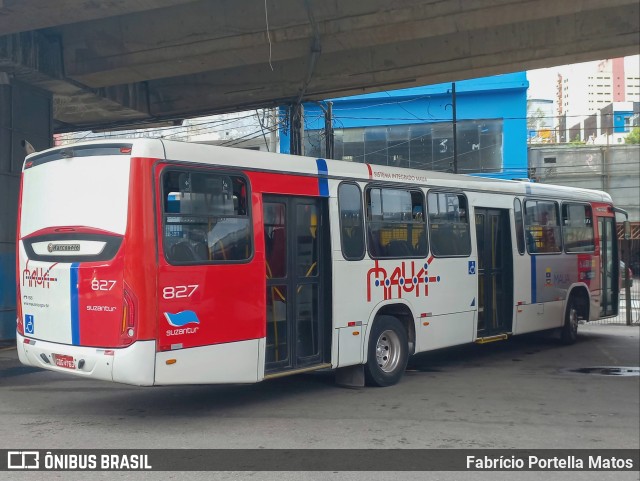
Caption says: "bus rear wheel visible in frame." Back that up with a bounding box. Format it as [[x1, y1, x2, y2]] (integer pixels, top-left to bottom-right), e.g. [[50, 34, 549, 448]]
[[365, 315, 408, 387]]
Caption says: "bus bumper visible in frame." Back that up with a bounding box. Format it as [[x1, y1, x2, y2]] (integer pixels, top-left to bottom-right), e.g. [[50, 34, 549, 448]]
[[16, 332, 156, 386]]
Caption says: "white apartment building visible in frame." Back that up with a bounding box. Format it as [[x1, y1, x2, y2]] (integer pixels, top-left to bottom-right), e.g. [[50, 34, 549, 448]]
[[557, 57, 640, 120]]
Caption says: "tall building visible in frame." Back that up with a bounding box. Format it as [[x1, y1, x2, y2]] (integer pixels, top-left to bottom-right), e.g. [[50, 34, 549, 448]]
[[557, 57, 640, 121]]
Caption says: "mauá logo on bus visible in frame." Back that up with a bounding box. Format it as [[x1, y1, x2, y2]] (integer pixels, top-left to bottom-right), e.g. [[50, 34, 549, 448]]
[[22, 267, 58, 289], [366, 259, 442, 302]]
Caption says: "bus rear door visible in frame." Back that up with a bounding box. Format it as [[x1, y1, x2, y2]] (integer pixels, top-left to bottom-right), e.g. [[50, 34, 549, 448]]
[[474, 207, 514, 337], [263, 195, 330, 375]]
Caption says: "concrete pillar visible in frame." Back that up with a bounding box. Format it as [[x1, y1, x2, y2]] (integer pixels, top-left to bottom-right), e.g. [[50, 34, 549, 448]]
[[0, 74, 52, 340]]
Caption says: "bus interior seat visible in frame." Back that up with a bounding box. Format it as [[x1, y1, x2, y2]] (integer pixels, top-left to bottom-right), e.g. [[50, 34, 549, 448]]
[[415, 230, 428, 255], [342, 227, 363, 257], [367, 229, 384, 258], [170, 235, 209, 262], [429, 224, 446, 255], [192, 241, 209, 260], [266, 227, 286, 278], [211, 240, 228, 261], [386, 239, 412, 257], [170, 241, 196, 262], [187, 229, 209, 261]]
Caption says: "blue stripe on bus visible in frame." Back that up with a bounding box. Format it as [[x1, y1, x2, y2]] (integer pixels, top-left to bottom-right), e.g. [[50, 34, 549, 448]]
[[316, 158, 329, 197], [70, 263, 80, 345], [530, 255, 537, 304]]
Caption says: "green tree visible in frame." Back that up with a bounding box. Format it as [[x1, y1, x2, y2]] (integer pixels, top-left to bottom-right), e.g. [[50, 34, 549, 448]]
[[569, 135, 585, 145], [625, 127, 640, 144], [526, 104, 547, 131]]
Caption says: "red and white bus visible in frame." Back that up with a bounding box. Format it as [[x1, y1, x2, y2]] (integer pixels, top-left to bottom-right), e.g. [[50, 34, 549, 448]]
[[16, 139, 621, 387]]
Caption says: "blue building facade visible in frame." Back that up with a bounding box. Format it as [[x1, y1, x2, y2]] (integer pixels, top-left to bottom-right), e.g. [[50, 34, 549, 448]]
[[281, 73, 529, 179], [613, 108, 635, 133]]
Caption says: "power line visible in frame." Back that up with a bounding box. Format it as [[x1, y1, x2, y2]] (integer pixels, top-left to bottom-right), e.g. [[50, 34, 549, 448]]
[[218, 120, 283, 147], [56, 112, 265, 143]]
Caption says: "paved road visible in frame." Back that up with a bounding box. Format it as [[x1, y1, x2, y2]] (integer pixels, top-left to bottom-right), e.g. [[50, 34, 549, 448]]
[[0, 323, 638, 480]]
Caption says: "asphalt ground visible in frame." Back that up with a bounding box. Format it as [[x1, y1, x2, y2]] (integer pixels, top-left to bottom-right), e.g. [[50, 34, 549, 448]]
[[0, 323, 638, 481]]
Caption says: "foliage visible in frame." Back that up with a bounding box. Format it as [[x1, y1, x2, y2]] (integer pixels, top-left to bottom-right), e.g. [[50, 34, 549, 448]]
[[527, 106, 547, 131], [625, 127, 640, 144]]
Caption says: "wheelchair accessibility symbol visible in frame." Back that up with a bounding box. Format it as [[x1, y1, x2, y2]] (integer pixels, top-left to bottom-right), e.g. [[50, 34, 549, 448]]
[[25, 315, 34, 334], [468, 261, 476, 275]]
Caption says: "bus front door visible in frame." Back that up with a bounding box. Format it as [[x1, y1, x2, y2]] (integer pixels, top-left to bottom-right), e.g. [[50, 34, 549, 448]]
[[475, 208, 514, 336], [263, 196, 327, 374], [598, 215, 619, 317]]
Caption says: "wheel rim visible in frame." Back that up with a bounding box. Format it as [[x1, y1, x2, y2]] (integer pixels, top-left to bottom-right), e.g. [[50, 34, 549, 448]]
[[569, 307, 578, 335], [375, 329, 401, 373]]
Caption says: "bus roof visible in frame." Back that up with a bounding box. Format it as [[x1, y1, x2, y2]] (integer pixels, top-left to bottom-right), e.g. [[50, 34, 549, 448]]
[[27, 138, 612, 204]]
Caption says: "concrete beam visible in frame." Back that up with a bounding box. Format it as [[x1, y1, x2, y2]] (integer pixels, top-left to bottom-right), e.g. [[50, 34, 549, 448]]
[[61, 0, 639, 88], [144, 3, 639, 117], [53, 83, 150, 132], [1, 0, 638, 130], [0, 0, 199, 36], [0, 31, 151, 130]]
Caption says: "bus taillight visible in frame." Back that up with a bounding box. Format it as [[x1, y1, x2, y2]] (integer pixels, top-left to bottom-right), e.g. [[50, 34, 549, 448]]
[[121, 285, 137, 344], [16, 281, 24, 335]]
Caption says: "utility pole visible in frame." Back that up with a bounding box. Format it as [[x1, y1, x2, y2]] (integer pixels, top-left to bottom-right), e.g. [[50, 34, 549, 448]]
[[289, 103, 304, 156], [324, 101, 334, 159], [452, 82, 458, 174], [623, 220, 632, 325], [269, 108, 278, 153]]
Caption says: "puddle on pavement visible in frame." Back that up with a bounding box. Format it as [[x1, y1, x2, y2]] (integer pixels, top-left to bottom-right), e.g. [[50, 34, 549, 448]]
[[566, 366, 640, 377]]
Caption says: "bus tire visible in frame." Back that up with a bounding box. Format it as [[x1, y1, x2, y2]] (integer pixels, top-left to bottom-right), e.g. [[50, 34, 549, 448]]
[[364, 315, 409, 387], [560, 298, 579, 345]]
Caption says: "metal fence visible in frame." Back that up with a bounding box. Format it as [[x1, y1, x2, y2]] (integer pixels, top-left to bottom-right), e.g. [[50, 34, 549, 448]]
[[593, 282, 640, 325]]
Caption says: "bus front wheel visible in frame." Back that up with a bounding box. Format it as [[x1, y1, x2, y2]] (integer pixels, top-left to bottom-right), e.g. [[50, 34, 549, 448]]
[[560, 298, 580, 345], [365, 315, 409, 387]]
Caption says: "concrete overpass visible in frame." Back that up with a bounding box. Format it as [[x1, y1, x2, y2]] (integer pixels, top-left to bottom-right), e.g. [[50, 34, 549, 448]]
[[1, 0, 639, 132]]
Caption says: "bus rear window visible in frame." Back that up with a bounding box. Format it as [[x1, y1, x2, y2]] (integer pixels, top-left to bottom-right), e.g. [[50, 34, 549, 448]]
[[20, 153, 131, 238], [162, 170, 252, 263]]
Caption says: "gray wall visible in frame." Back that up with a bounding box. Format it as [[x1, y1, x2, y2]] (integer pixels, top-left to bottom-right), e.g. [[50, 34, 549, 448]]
[[0, 75, 52, 339], [528, 145, 640, 222]]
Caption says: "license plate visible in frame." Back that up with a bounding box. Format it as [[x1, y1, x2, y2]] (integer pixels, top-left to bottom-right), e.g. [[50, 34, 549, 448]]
[[53, 354, 76, 369]]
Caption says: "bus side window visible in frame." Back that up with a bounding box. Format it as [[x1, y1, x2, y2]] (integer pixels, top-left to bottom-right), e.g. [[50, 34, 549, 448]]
[[427, 192, 471, 257], [365, 187, 427, 259], [338, 183, 365, 260], [524, 199, 561, 254], [162, 170, 252, 264], [526, 229, 537, 254], [562, 203, 595, 253], [514, 198, 525, 255]]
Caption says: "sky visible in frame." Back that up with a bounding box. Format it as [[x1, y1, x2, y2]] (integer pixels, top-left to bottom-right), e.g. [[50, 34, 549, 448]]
[[527, 54, 640, 100]]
